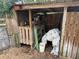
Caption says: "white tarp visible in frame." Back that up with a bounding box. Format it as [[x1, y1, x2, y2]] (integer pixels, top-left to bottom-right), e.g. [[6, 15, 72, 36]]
[[0, 27, 9, 50], [40, 28, 60, 56]]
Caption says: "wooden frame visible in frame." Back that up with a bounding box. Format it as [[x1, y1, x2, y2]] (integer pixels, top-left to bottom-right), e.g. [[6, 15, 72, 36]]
[[12, 2, 79, 59], [13, 2, 79, 10]]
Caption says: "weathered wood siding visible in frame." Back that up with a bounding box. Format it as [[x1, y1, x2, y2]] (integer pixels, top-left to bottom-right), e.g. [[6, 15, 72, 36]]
[[61, 12, 79, 59], [6, 18, 20, 47]]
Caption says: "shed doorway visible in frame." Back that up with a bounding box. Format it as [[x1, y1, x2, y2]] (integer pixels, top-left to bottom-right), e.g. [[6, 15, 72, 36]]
[[32, 8, 63, 54], [16, 8, 64, 56]]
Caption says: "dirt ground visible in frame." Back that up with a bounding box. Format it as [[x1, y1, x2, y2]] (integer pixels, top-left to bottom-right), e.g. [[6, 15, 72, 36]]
[[0, 46, 70, 59], [0, 46, 59, 59]]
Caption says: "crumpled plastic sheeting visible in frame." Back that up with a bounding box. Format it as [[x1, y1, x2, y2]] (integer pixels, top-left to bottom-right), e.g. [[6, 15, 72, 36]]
[[41, 28, 60, 56], [0, 27, 9, 50]]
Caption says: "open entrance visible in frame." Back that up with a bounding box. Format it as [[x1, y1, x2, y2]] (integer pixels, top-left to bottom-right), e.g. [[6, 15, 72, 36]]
[[12, 2, 79, 58], [16, 7, 64, 55], [32, 8, 63, 53]]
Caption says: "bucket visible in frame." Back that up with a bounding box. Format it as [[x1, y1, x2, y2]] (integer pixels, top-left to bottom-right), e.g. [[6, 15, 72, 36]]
[[39, 43, 46, 53]]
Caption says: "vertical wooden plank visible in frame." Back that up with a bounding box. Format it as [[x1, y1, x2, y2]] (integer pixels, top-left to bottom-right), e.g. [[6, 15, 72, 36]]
[[24, 27, 26, 44], [64, 12, 79, 59], [25, 27, 29, 44], [25, 27, 27, 44], [71, 12, 79, 59], [76, 12, 79, 59], [76, 45, 79, 59], [60, 7, 67, 56], [22, 27, 26, 44], [60, 12, 79, 59], [28, 27, 30, 45], [29, 10, 33, 48], [71, 12, 77, 59], [63, 20, 69, 57], [19, 27, 22, 43], [67, 12, 75, 58], [63, 12, 71, 57], [72, 39, 78, 59], [21, 27, 23, 43], [22, 27, 24, 44], [28, 28, 30, 45], [65, 12, 71, 57]]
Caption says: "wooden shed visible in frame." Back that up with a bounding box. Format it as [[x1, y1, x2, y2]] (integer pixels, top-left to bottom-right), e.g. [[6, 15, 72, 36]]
[[12, 1, 79, 59]]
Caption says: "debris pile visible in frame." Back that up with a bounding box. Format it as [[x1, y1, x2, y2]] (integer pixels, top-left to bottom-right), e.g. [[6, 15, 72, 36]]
[[0, 47, 54, 59]]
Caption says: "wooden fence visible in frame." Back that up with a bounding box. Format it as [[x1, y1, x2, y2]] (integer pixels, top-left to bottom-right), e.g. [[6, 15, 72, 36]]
[[19, 26, 32, 45], [61, 12, 79, 59]]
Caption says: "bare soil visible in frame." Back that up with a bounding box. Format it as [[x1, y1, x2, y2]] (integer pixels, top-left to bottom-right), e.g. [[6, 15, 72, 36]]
[[0, 46, 58, 59]]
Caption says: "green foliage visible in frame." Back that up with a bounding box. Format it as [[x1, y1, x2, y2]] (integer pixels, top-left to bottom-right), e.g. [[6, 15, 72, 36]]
[[0, 0, 4, 17], [0, 0, 17, 17], [0, 0, 50, 17]]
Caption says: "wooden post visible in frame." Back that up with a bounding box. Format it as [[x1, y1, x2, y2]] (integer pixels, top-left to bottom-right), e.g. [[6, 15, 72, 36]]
[[12, 9, 20, 47], [60, 7, 67, 56], [29, 9, 33, 48]]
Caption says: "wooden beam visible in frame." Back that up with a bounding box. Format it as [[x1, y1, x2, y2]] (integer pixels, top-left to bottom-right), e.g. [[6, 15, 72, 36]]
[[60, 7, 67, 56], [13, 2, 79, 10], [29, 9, 33, 48]]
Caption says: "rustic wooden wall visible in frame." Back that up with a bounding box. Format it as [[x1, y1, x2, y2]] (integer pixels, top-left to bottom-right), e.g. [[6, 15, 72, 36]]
[[6, 17, 20, 47], [6, 18, 19, 34], [43, 13, 62, 30], [61, 12, 79, 59]]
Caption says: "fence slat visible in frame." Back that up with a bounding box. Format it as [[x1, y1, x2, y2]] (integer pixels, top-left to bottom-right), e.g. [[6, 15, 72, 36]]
[[25, 27, 29, 44], [19, 26, 31, 45], [61, 12, 79, 59], [19, 27, 22, 43]]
